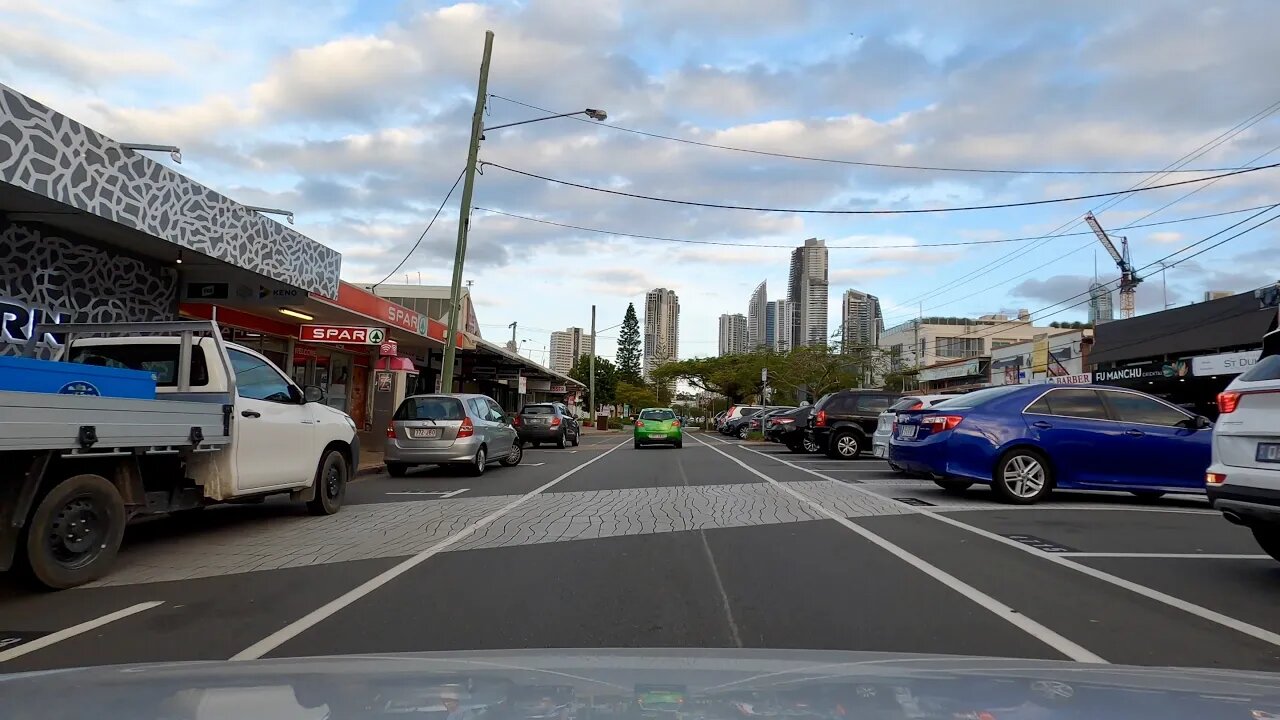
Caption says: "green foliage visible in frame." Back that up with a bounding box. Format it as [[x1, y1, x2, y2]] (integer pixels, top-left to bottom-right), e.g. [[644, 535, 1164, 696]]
[[654, 345, 901, 403], [616, 380, 658, 412], [568, 355, 617, 409], [616, 303, 642, 383]]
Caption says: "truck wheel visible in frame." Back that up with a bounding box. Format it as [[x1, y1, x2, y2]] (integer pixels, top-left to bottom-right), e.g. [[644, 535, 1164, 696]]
[[307, 449, 348, 516], [24, 473, 126, 590]]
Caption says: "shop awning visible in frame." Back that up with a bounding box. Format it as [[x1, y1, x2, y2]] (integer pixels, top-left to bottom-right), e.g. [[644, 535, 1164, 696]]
[[1089, 292, 1278, 365], [466, 335, 584, 389]]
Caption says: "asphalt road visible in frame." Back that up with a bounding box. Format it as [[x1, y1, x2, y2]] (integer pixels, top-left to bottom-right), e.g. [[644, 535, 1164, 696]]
[[2, 431, 1279, 674]]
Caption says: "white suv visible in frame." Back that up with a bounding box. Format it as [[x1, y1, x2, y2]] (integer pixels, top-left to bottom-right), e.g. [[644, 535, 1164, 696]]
[[1206, 329, 1280, 563]]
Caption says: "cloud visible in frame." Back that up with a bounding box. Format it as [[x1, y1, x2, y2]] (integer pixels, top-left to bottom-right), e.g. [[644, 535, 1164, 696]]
[[830, 267, 906, 283], [1147, 231, 1183, 244]]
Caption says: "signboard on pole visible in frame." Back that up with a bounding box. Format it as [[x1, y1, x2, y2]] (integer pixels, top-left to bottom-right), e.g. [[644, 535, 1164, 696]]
[[379, 340, 399, 357], [518, 376, 527, 394], [1031, 333, 1049, 373]]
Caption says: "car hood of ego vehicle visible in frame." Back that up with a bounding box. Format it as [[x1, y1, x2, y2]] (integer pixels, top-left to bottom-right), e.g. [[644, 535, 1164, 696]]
[[2, 649, 1279, 719]]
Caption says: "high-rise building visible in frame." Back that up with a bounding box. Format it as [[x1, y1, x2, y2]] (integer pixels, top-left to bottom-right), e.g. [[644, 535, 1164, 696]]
[[767, 299, 793, 352], [718, 313, 748, 356], [643, 288, 680, 379], [1088, 282, 1114, 325], [841, 289, 883, 350], [787, 238, 829, 347], [747, 280, 767, 349], [548, 326, 593, 374]]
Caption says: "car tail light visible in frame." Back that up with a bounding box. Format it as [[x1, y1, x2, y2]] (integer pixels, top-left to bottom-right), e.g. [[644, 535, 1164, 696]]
[[778, 418, 794, 424], [891, 421, 898, 433], [636, 420, 644, 428], [672, 420, 681, 427], [1206, 472, 1227, 486], [511, 415, 522, 426], [458, 416, 475, 438], [921, 415, 964, 431], [550, 416, 561, 427], [909, 401, 924, 410], [815, 410, 827, 427], [385, 425, 396, 439], [1218, 391, 1241, 414]]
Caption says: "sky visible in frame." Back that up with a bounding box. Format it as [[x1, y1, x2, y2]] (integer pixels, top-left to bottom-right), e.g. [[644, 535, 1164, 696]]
[[4, 0, 1280, 364]]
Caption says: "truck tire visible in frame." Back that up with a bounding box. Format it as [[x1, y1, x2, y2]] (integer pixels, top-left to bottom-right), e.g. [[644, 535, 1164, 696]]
[[23, 473, 126, 590], [307, 449, 348, 516]]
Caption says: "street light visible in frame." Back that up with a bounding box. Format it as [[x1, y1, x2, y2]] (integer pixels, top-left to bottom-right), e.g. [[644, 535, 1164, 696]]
[[243, 205, 296, 225], [438, 29, 606, 392], [120, 143, 183, 164]]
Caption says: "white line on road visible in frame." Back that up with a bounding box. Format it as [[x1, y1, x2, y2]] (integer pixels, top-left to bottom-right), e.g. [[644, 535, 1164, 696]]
[[385, 489, 469, 498], [1059, 552, 1273, 559], [522, 463, 547, 467], [231, 436, 633, 661], [720, 436, 1280, 651], [692, 434, 1107, 663], [0, 601, 164, 663]]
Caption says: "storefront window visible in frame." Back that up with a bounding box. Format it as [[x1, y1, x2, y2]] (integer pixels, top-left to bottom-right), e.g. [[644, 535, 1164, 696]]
[[328, 353, 351, 411]]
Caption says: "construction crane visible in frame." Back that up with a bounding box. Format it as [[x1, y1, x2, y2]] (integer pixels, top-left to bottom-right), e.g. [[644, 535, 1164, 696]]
[[1084, 212, 1142, 319]]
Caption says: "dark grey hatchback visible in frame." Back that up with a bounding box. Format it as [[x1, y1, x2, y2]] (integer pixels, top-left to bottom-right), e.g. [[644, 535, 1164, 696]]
[[513, 402, 580, 448]]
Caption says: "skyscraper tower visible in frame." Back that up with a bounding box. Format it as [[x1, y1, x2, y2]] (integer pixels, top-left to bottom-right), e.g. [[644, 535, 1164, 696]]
[[787, 238, 829, 346], [1088, 254, 1115, 324], [841, 289, 883, 350], [747, 280, 768, 349], [643, 288, 680, 379]]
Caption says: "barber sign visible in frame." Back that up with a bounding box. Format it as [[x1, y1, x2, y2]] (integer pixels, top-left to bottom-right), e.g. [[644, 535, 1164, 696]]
[[300, 325, 388, 345]]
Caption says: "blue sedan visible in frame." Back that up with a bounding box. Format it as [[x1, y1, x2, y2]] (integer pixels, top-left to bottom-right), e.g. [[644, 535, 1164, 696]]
[[888, 384, 1213, 504]]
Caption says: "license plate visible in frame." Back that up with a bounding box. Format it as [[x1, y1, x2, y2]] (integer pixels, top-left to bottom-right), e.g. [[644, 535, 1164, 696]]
[[873, 446, 886, 458], [1257, 442, 1280, 463], [648, 433, 666, 439], [900, 425, 917, 439], [409, 428, 442, 439]]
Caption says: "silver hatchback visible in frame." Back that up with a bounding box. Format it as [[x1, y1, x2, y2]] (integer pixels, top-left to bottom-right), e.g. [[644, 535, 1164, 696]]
[[384, 393, 521, 477]]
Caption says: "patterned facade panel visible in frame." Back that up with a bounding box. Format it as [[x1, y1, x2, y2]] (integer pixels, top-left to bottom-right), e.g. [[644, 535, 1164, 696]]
[[0, 83, 340, 296], [0, 222, 177, 358]]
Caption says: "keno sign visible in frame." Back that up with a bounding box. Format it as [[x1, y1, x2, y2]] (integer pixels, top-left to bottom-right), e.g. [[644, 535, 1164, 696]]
[[300, 325, 388, 345]]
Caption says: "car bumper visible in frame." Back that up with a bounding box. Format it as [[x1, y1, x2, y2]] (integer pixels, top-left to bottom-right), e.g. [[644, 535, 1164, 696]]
[[518, 427, 565, 442], [636, 431, 682, 443], [384, 435, 484, 464], [1205, 469, 1280, 527], [888, 437, 953, 477], [872, 430, 891, 459]]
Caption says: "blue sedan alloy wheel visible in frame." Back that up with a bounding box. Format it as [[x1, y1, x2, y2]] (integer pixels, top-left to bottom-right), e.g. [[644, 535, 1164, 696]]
[[994, 449, 1053, 504]]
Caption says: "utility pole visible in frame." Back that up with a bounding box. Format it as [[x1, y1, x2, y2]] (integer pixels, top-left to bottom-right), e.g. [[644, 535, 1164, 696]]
[[589, 304, 596, 426], [439, 30, 494, 393]]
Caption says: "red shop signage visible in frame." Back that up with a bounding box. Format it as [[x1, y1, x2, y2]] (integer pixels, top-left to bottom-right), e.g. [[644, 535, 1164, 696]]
[[299, 325, 387, 345]]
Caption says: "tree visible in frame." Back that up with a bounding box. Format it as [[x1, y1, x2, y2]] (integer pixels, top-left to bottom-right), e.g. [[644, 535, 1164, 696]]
[[616, 303, 642, 383], [775, 345, 862, 402], [568, 355, 617, 409], [651, 352, 765, 403], [616, 380, 658, 413]]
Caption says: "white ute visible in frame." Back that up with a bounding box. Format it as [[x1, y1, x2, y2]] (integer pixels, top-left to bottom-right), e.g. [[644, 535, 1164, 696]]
[[0, 321, 359, 589]]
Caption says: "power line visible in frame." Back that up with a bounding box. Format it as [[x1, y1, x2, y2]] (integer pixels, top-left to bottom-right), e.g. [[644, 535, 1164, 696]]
[[473, 203, 1277, 251], [488, 93, 1272, 176], [372, 168, 466, 289], [479, 160, 1280, 215]]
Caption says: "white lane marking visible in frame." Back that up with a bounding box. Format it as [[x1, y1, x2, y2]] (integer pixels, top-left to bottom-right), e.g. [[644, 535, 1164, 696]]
[[1060, 553, 1273, 560], [675, 455, 743, 648], [0, 601, 164, 663], [692, 434, 1106, 663], [523, 463, 547, 467], [932, 505, 1216, 516], [385, 489, 469, 498], [231, 437, 632, 661], [722, 436, 1280, 651]]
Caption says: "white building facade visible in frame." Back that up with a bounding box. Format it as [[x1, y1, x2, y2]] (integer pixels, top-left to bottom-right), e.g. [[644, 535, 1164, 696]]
[[643, 287, 680, 379], [787, 238, 829, 346], [841, 289, 883, 350], [718, 313, 748, 356], [549, 326, 593, 374], [747, 280, 768, 349]]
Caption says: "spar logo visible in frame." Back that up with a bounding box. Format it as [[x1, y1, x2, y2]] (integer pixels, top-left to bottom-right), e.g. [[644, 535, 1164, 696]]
[[299, 325, 388, 345]]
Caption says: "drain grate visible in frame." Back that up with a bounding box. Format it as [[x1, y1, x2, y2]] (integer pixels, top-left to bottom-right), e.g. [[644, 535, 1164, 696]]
[[1002, 534, 1078, 553], [892, 497, 936, 507]]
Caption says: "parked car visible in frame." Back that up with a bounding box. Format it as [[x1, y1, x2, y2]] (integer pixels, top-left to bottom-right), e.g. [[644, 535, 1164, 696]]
[[1207, 329, 1280, 563], [732, 406, 796, 439], [766, 406, 817, 452], [874, 394, 957, 466], [750, 407, 797, 436], [635, 407, 683, 448], [385, 393, 522, 477], [806, 389, 902, 459], [513, 402, 580, 448], [719, 405, 763, 435], [889, 384, 1213, 504]]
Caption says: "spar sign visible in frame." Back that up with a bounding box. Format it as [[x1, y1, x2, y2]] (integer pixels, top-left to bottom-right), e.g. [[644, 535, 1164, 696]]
[[300, 325, 388, 345]]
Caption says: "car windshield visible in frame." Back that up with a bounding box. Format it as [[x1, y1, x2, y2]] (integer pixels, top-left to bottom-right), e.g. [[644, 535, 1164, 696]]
[[394, 397, 466, 421], [10, 2, 1280, 691]]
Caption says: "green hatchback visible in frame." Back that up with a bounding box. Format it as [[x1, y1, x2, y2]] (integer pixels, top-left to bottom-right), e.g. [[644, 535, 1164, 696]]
[[634, 407, 683, 449]]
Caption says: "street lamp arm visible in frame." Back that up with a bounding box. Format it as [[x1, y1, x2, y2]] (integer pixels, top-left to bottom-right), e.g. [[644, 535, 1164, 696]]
[[483, 108, 607, 133]]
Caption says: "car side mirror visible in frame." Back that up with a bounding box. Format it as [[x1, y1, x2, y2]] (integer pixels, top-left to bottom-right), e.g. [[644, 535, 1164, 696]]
[[1196, 415, 1212, 429], [302, 385, 325, 403]]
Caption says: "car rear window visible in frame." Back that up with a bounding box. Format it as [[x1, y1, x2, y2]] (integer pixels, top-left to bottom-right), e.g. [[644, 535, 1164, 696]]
[[1238, 355, 1280, 382], [932, 385, 1024, 409], [68, 343, 211, 387], [522, 405, 555, 415], [889, 397, 923, 412], [856, 395, 895, 412], [640, 409, 675, 420], [395, 397, 466, 421]]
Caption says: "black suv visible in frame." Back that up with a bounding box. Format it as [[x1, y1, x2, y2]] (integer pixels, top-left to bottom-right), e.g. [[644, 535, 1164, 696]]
[[514, 402, 580, 448], [806, 389, 901, 459]]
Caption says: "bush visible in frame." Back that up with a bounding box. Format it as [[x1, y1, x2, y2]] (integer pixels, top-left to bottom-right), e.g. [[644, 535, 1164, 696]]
[[607, 417, 625, 430]]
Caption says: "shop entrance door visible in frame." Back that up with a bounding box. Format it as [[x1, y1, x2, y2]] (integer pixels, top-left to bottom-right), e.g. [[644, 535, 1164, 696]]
[[350, 366, 368, 430]]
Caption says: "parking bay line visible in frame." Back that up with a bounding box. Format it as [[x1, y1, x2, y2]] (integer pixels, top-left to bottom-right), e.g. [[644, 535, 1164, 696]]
[[0, 601, 164, 664], [1059, 552, 1273, 560], [692, 434, 1106, 663], [718, 435, 1280, 651], [230, 436, 633, 661]]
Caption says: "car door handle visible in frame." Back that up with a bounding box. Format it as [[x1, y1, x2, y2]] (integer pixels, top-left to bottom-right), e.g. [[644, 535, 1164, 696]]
[[1124, 429, 1145, 437], [1031, 421, 1052, 429], [241, 410, 261, 418]]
